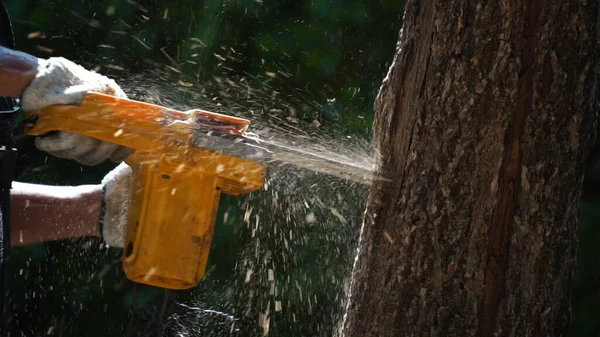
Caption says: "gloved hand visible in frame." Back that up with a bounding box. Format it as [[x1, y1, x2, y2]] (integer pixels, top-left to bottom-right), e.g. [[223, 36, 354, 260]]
[[99, 162, 133, 248], [21, 57, 133, 166]]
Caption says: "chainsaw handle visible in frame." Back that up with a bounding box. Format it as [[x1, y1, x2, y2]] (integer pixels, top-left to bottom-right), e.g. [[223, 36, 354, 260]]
[[23, 92, 251, 152]]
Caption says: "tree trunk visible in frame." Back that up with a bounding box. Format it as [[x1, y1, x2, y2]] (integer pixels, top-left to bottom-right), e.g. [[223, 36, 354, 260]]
[[340, 1, 600, 336]]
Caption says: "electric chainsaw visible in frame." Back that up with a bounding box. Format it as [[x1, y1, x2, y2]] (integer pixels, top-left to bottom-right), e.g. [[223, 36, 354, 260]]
[[23, 92, 373, 290]]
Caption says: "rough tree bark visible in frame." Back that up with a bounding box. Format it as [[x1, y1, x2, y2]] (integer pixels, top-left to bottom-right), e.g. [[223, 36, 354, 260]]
[[340, 1, 600, 336]]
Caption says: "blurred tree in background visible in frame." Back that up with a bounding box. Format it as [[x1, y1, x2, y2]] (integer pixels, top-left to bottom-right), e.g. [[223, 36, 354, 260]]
[[4, 0, 600, 336]]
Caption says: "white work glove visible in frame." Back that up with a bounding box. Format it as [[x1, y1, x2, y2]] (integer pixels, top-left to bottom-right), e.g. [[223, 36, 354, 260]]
[[99, 162, 133, 248], [21, 57, 133, 166]]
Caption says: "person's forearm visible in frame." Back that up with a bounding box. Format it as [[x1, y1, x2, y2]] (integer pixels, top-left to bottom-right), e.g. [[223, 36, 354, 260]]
[[9, 182, 102, 246], [0, 45, 39, 98]]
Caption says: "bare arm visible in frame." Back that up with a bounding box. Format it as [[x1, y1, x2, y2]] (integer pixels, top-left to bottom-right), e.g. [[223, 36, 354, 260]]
[[0, 46, 125, 246], [0, 45, 39, 98], [9, 182, 102, 246], [0, 47, 100, 244], [0, 47, 99, 244]]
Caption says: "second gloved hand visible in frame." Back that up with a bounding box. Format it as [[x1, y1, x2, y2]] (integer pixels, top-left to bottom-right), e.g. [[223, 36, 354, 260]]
[[21, 57, 133, 165], [99, 162, 133, 248]]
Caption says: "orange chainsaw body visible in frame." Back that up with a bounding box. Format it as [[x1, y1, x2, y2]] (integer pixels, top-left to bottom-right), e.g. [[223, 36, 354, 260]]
[[24, 92, 268, 290]]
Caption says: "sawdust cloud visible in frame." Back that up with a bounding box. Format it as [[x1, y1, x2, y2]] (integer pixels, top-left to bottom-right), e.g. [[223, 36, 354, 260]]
[[91, 61, 373, 336], [113, 64, 375, 178], [16, 3, 382, 334]]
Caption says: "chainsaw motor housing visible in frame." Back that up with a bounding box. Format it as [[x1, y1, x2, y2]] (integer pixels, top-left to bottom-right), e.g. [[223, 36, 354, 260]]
[[24, 92, 269, 289]]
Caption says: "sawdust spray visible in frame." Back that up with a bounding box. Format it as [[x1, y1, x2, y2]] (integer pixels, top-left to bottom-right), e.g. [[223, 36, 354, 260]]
[[102, 63, 374, 337]]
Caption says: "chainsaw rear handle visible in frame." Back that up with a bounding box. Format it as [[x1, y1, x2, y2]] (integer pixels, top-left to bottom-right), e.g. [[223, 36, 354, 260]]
[[23, 92, 251, 152], [23, 92, 268, 289]]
